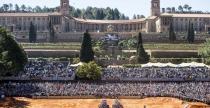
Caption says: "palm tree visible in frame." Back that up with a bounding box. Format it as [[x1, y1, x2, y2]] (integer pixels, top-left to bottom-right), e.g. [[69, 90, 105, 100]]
[[178, 5, 183, 12], [183, 4, 189, 12], [3, 4, 9, 12]]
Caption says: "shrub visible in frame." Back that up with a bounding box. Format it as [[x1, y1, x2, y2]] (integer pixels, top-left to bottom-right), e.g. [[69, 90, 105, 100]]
[[204, 58, 210, 65], [72, 58, 80, 64], [198, 39, 210, 65], [76, 61, 102, 80]]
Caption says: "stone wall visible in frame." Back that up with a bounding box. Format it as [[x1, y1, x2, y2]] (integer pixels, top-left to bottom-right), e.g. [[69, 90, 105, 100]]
[[26, 49, 79, 58], [15, 32, 210, 43]]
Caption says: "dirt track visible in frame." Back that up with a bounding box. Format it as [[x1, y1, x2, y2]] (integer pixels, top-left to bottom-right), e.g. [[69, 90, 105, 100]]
[[0, 97, 209, 108]]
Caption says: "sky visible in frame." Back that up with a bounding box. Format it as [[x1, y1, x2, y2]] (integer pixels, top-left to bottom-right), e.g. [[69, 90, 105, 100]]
[[1, 0, 210, 18]]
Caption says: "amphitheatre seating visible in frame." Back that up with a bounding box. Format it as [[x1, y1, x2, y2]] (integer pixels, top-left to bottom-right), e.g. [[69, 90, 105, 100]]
[[16, 59, 75, 80], [1, 82, 210, 103], [102, 67, 210, 81]]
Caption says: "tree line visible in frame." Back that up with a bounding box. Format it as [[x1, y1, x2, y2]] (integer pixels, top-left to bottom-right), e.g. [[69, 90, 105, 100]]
[[164, 4, 210, 14], [0, 3, 55, 13], [0, 3, 131, 20], [163, 4, 192, 13], [71, 6, 130, 20]]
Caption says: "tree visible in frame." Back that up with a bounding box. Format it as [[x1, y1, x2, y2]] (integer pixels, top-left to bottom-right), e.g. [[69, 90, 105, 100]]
[[187, 21, 191, 43], [188, 7, 192, 12], [20, 4, 26, 12], [187, 22, 195, 43], [183, 4, 189, 12], [0, 27, 28, 76], [120, 14, 126, 20], [0, 7, 4, 12], [133, 14, 137, 19], [113, 8, 120, 20], [66, 6, 130, 20], [42, 6, 49, 12], [3, 4, 9, 12], [27, 6, 33, 12], [137, 15, 145, 19], [15, 4, 20, 12], [190, 23, 195, 43], [80, 30, 94, 63], [34, 6, 42, 12], [178, 5, 183, 12], [199, 39, 210, 65], [137, 32, 149, 64], [84, 6, 94, 19], [76, 61, 101, 80], [125, 16, 129, 20], [169, 22, 176, 42], [105, 7, 114, 20], [95, 9, 101, 19], [29, 22, 37, 43], [48, 20, 56, 43], [9, 3, 13, 11], [75, 9, 82, 18], [166, 7, 172, 13], [171, 7, 175, 12], [99, 9, 105, 19]]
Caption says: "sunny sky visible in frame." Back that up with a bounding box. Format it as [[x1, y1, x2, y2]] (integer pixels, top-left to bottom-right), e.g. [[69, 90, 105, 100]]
[[1, 0, 210, 18]]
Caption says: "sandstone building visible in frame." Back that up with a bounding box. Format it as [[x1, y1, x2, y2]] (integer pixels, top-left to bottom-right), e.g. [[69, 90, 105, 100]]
[[0, 0, 209, 41]]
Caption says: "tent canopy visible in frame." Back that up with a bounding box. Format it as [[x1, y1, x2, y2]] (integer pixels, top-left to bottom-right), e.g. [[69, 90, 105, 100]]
[[70, 62, 84, 67], [142, 62, 209, 68]]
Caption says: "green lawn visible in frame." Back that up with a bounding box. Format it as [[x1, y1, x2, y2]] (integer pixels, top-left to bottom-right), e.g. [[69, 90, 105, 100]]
[[143, 44, 204, 50], [21, 42, 81, 50], [21, 43, 206, 50]]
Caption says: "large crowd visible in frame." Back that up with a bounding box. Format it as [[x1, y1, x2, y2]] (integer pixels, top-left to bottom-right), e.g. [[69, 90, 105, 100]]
[[1, 82, 210, 103], [2, 60, 210, 104], [6, 60, 210, 81], [16, 60, 75, 79], [102, 67, 210, 80]]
